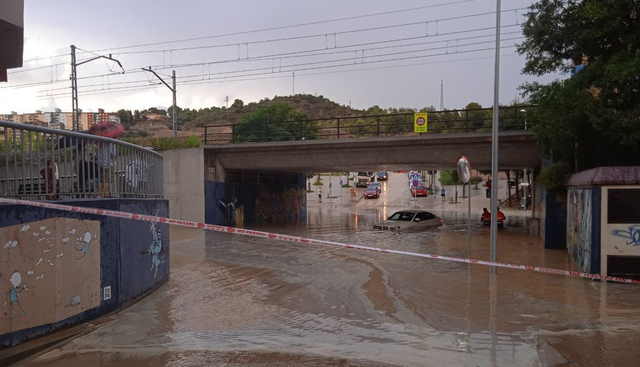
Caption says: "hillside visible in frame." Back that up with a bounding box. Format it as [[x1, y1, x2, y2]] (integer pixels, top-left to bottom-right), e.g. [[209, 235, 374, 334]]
[[128, 94, 364, 133]]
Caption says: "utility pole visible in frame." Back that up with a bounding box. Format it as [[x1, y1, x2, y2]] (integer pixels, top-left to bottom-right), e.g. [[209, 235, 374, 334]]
[[142, 67, 177, 139], [70, 45, 124, 131], [439, 79, 444, 111], [490, 0, 502, 268], [224, 96, 229, 108], [71, 45, 79, 131], [292, 70, 295, 95], [172, 70, 177, 139]]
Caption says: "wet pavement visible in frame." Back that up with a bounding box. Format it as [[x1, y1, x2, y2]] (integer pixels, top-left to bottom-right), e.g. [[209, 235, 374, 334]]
[[17, 173, 640, 366]]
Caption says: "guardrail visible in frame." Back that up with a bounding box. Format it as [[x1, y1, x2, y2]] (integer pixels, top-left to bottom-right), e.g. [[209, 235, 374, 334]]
[[0, 120, 163, 200], [202, 105, 535, 144]]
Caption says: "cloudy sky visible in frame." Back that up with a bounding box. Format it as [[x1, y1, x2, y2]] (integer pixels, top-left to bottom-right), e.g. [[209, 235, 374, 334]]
[[1, 0, 563, 114]]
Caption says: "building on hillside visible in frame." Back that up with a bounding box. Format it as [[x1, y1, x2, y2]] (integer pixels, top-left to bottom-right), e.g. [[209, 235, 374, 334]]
[[0, 111, 18, 122], [142, 113, 166, 121], [19, 110, 45, 125], [566, 166, 640, 280]]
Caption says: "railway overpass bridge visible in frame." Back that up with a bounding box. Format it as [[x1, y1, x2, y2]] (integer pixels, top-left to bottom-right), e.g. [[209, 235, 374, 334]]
[[204, 131, 539, 173], [164, 131, 540, 229]]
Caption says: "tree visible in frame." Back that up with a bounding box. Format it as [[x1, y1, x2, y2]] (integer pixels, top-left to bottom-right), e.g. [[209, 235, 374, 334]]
[[234, 101, 317, 142], [518, 0, 640, 179], [231, 99, 244, 111], [116, 109, 131, 125], [439, 170, 462, 185]]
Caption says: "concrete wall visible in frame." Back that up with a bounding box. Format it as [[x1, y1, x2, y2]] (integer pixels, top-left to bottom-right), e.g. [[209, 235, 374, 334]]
[[0, 199, 169, 347], [162, 148, 204, 222], [163, 148, 205, 243], [567, 187, 601, 274]]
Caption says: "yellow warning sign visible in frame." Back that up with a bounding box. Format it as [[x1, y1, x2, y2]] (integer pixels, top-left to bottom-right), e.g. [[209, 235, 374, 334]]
[[414, 113, 428, 133]]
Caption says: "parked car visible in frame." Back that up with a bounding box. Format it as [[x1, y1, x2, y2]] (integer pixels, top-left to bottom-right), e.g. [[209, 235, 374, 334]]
[[373, 210, 442, 231], [364, 185, 380, 199], [368, 182, 381, 194], [410, 184, 427, 197], [377, 171, 388, 181]]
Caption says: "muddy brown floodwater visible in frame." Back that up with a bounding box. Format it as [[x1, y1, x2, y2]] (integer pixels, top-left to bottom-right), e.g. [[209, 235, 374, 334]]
[[18, 173, 640, 367]]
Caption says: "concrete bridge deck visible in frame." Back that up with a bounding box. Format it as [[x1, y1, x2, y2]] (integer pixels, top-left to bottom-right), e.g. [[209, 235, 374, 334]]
[[205, 131, 539, 173]]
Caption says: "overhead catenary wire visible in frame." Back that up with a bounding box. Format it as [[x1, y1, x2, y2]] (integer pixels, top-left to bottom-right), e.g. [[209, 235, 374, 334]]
[[33, 45, 518, 100], [80, 0, 477, 53], [34, 53, 509, 100], [100, 8, 527, 57], [5, 25, 522, 90], [31, 32, 523, 95], [32, 36, 522, 98]]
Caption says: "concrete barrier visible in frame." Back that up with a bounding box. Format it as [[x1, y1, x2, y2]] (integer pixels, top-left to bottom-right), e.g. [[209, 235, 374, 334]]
[[0, 198, 169, 347]]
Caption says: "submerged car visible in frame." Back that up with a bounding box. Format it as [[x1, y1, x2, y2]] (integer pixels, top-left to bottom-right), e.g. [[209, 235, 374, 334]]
[[373, 210, 442, 231]]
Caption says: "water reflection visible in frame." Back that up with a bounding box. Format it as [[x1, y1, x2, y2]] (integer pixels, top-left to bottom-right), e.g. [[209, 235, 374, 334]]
[[23, 202, 640, 367]]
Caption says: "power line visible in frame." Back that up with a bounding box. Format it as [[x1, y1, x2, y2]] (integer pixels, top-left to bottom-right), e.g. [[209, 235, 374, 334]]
[[153, 25, 522, 71], [82, 0, 476, 53], [34, 44, 518, 100], [108, 8, 526, 57], [32, 35, 522, 96], [27, 37, 521, 98], [3, 27, 523, 89], [171, 36, 523, 82], [22, 0, 476, 64], [33, 52, 519, 101]]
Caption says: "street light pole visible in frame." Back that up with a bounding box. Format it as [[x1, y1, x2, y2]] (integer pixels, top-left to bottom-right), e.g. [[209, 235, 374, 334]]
[[142, 67, 177, 139], [490, 0, 502, 267]]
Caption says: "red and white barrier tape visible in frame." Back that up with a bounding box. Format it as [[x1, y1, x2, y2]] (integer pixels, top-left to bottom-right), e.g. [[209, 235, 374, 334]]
[[2, 197, 638, 285]]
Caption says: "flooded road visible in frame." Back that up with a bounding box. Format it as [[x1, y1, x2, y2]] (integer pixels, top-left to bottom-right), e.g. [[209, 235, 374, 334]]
[[19, 173, 640, 366]]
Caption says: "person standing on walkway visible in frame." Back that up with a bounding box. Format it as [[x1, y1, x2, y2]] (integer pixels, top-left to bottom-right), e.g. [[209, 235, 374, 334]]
[[440, 187, 446, 202], [318, 187, 322, 203]]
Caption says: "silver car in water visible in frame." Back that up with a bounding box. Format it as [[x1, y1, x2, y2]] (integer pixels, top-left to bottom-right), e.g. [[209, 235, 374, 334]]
[[373, 209, 442, 231]]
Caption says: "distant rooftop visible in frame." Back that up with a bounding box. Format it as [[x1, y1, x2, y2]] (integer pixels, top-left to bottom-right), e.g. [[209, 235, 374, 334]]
[[568, 166, 640, 186]]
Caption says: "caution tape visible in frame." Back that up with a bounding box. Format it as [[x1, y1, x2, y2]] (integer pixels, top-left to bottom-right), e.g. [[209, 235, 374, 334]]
[[2, 197, 639, 285]]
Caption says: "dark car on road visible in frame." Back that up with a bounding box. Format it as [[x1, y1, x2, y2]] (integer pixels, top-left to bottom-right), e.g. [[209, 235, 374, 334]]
[[377, 171, 388, 181], [364, 185, 380, 199], [368, 182, 381, 194]]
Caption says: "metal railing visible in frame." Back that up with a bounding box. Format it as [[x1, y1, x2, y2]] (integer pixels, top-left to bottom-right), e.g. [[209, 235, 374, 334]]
[[202, 105, 536, 145], [0, 120, 163, 200]]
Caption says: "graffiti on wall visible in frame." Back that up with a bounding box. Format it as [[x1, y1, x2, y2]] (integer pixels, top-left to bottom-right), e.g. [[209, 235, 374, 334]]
[[567, 189, 593, 273], [220, 189, 244, 227], [139, 210, 166, 279], [254, 187, 305, 224], [612, 225, 640, 247], [1, 218, 100, 334]]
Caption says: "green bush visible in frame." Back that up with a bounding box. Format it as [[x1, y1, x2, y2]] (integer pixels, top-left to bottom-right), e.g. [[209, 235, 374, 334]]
[[538, 162, 571, 192], [151, 135, 201, 151]]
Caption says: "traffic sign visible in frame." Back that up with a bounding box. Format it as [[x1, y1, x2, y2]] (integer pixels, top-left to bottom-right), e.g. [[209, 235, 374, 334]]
[[414, 113, 428, 133], [412, 179, 420, 187]]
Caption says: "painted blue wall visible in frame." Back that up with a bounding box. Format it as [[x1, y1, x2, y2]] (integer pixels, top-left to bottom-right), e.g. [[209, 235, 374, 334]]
[[0, 199, 169, 347], [543, 191, 567, 249], [566, 187, 602, 274]]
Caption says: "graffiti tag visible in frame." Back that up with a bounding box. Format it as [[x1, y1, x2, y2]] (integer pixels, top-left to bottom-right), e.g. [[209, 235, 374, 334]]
[[612, 225, 640, 246]]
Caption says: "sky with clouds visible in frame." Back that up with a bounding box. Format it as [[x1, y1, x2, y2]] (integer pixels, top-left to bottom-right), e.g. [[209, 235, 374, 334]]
[[1, 0, 564, 114]]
